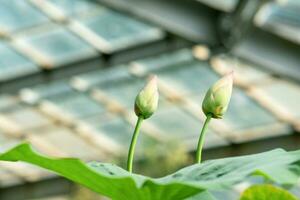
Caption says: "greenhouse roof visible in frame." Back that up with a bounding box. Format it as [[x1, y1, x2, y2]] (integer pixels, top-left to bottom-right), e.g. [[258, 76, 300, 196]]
[[0, 0, 300, 199]]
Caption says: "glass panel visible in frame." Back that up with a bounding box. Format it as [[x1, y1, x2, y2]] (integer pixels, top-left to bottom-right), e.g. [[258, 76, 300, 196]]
[[77, 10, 163, 52], [150, 105, 227, 149], [258, 80, 300, 118], [159, 61, 219, 96], [223, 89, 277, 130], [30, 126, 101, 159], [18, 26, 97, 67], [255, 1, 300, 44], [45, 91, 105, 119], [0, 161, 50, 183], [212, 55, 270, 85], [95, 78, 145, 108], [0, 41, 40, 81], [131, 49, 194, 74], [20, 80, 73, 104], [80, 115, 152, 152], [49, 0, 106, 16], [0, 107, 53, 133], [71, 65, 131, 91], [94, 118, 132, 143], [0, 0, 49, 32], [150, 106, 201, 139]]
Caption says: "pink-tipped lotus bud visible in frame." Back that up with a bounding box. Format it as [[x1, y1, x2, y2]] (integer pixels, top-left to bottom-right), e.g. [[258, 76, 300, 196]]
[[135, 75, 159, 119], [202, 72, 233, 119]]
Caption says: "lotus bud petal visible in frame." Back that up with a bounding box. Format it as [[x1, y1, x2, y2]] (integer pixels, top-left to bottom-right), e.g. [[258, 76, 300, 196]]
[[202, 72, 233, 119], [134, 75, 159, 119]]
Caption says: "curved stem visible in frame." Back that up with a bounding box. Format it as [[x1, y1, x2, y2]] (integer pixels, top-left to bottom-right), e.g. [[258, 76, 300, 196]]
[[127, 116, 144, 173], [196, 114, 212, 163]]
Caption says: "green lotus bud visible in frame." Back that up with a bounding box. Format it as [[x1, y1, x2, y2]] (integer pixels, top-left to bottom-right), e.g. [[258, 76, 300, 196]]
[[202, 72, 233, 119], [134, 75, 159, 119]]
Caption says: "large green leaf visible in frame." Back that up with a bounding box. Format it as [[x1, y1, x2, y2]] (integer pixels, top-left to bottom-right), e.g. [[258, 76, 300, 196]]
[[1, 143, 300, 200], [240, 184, 298, 200]]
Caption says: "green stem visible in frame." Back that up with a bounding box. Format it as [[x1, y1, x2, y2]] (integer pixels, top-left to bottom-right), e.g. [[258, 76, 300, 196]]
[[196, 114, 212, 163], [127, 116, 144, 173]]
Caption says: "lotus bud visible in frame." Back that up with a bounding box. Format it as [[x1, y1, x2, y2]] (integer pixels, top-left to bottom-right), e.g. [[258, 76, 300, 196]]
[[134, 75, 159, 119], [202, 72, 233, 119]]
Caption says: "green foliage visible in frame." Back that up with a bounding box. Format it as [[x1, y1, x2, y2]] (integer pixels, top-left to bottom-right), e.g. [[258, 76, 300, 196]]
[[240, 185, 298, 200], [1, 143, 300, 200], [136, 141, 192, 177]]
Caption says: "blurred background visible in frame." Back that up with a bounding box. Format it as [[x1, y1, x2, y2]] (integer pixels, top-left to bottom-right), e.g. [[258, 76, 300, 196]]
[[0, 0, 300, 199]]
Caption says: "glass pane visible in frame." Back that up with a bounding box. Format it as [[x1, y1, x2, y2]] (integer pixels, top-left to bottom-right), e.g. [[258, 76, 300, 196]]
[[20, 80, 73, 104], [71, 65, 131, 91], [95, 78, 145, 108], [88, 116, 132, 145], [255, 1, 300, 44], [130, 49, 194, 75], [223, 89, 278, 130], [211, 55, 270, 85], [79, 115, 152, 153], [0, 41, 40, 81], [258, 80, 300, 118], [77, 10, 164, 52], [17, 26, 97, 67], [149, 105, 227, 148], [45, 91, 105, 119], [0, 161, 50, 183], [150, 106, 201, 139], [0, 106, 53, 135], [0, 0, 49, 32], [159, 61, 219, 96], [49, 0, 106, 17], [30, 126, 101, 159]]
